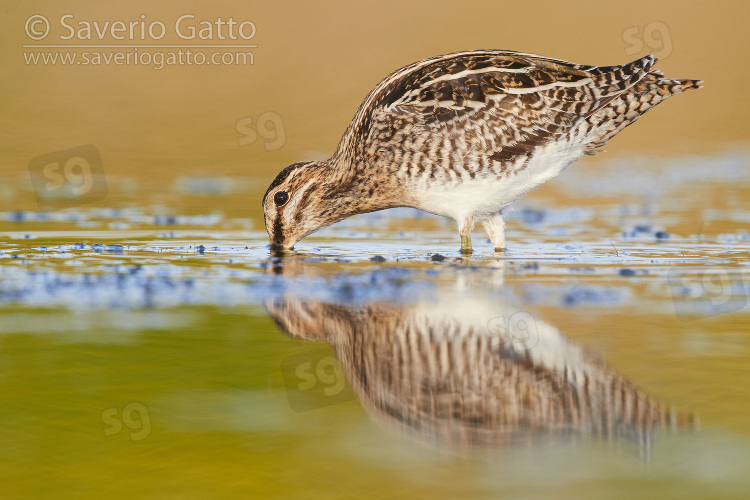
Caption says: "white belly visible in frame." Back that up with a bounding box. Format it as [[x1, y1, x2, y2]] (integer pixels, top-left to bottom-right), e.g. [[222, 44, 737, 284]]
[[414, 138, 586, 223]]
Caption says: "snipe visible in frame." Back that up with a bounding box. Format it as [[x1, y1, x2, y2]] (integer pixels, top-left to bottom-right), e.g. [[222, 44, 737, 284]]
[[263, 50, 701, 253]]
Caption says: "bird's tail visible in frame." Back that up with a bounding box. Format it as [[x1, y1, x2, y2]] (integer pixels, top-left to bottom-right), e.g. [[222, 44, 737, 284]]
[[582, 56, 703, 154]]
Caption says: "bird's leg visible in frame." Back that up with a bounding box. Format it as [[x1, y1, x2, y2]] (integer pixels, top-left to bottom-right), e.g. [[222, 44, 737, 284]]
[[482, 212, 506, 252], [459, 217, 474, 254]]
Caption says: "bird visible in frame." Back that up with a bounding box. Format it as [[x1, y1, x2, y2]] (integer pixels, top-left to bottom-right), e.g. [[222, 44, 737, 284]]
[[266, 287, 690, 447], [262, 50, 702, 254]]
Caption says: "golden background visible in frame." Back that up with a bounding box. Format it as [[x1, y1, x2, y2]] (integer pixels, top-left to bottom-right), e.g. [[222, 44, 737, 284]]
[[1, 1, 747, 222]]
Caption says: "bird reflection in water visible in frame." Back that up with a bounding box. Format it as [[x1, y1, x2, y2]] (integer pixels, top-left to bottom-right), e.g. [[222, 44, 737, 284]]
[[266, 256, 691, 450]]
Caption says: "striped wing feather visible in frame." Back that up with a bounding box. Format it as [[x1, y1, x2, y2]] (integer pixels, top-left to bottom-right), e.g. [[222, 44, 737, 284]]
[[338, 51, 659, 167]]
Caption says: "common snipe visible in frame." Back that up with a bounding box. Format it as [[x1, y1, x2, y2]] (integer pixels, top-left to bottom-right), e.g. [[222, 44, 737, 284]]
[[266, 292, 688, 447], [263, 50, 701, 253]]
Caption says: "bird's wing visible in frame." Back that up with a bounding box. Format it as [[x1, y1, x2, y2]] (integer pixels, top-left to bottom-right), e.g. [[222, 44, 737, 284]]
[[338, 51, 656, 169]]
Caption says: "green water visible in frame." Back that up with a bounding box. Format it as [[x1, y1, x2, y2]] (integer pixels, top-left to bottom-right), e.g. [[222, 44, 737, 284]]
[[2, 152, 750, 498]]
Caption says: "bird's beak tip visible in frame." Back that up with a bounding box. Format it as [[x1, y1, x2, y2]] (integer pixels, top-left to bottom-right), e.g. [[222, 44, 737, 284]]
[[269, 241, 295, 253]]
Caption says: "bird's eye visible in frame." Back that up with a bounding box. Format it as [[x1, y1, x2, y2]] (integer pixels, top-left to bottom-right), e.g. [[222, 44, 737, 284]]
[[274, 191, 289, 207]]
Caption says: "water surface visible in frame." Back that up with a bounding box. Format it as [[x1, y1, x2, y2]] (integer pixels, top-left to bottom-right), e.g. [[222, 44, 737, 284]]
[[1, 152, 749, 498]]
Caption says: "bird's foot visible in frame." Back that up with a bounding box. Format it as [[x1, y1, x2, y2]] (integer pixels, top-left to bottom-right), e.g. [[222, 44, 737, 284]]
[[460, 235, 473, 255]]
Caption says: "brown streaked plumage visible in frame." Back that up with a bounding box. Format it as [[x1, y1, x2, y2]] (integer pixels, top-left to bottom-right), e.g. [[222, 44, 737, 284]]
[[266, 294, 691, 448], [262, 50, 702, 253]]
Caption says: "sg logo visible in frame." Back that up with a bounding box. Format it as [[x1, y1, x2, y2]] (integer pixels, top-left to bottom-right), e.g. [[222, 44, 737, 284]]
[[28, 144, 107, 208], [281, 349, 356, 412], [487, 311, 539, 351], [668, 268, 747, 321], [101, 402, 152, 442], [236, 112, 286, 151], [623, 21, 673, 59]]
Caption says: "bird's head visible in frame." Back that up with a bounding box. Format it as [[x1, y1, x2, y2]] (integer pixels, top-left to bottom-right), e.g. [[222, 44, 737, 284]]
[[262, 160, 340, 250]]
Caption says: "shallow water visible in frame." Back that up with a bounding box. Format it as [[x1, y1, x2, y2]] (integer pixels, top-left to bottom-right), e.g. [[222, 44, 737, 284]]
[[4, 0, 750, 495], [1, 151, 749, 498]]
